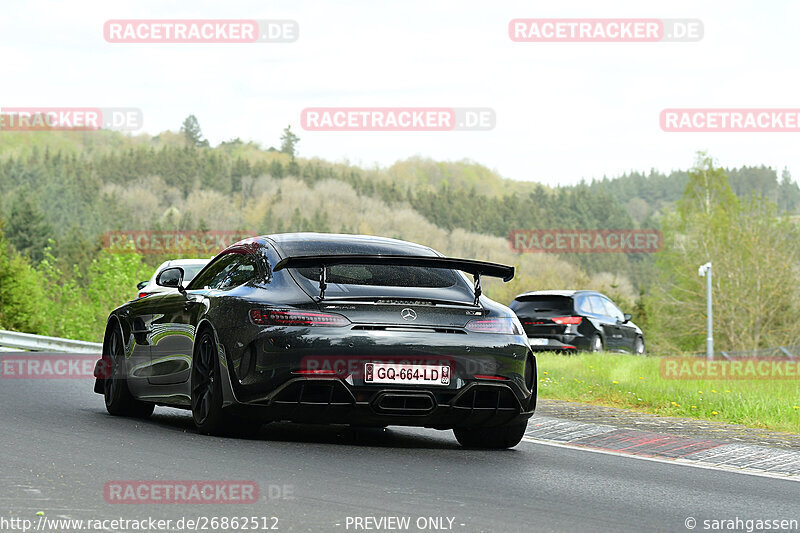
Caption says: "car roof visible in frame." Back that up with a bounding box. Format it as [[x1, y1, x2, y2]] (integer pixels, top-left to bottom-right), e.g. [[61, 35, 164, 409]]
[[162, 258, 210, 268], [513, 289, 598, 299]]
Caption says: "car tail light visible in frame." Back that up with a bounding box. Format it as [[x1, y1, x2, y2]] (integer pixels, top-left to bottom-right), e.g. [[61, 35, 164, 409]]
[[552, 316, 582, 325], [138, 292, 149, 298], [250, 309, 350, 327], [474, 374, 509, 381], [466, 317, 524, 335]]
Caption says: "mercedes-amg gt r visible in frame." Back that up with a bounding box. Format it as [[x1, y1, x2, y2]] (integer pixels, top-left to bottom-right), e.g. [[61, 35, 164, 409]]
[[94, 233, 536, 448]]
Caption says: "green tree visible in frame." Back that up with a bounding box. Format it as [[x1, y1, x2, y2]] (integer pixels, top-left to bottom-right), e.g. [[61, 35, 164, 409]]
[[52, 226, 98, 284], [180, 115, 209, 148], [777, 167, 800, 213], [269, 160, 285, 179], [37, 247, 151, 341], [287, 158, 300, 177], [280, 125, 300, 157], [5, 192, 53, 264], [648, 153, 800, 353], [0, 220, 47, 333]]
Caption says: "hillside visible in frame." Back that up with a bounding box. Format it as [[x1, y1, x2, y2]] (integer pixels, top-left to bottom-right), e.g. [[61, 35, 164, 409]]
[[2, 128, 798, 339]]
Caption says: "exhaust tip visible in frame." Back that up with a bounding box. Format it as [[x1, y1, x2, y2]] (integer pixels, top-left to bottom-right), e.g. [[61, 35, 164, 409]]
[[373, 392, 435, 414]]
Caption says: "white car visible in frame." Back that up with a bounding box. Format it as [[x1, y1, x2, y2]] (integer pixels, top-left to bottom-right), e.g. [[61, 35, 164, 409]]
[[136, 259, 210, 298]]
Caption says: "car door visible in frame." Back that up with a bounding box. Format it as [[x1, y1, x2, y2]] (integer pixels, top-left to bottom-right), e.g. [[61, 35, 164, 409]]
[[603, 297, 637, 352], [146, 290, 201, 385], [588, 294, 621, 350], [119, 295, 163, 383], [148, 253, 258, 385]]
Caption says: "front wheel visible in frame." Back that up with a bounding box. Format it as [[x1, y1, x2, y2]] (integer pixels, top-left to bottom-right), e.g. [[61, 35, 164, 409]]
[[453, 422, 527, 449]]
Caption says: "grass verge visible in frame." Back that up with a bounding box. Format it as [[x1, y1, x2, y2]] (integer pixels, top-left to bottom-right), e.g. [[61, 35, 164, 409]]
[[536, 352, 800, 434]]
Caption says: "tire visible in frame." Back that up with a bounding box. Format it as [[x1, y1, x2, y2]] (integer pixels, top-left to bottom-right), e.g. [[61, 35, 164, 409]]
[[191, 329, 230, 435], [453, 421, 527, 449], [634, 336, 646, 356], [104, 327, 154, 418], [590, 334, 604, 353]]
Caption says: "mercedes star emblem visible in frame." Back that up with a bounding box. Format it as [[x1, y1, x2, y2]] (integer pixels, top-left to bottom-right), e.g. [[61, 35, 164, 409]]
[[401, 308, 417, 321]]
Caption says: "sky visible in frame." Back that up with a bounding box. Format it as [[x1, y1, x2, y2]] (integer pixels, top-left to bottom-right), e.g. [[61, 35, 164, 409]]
[[1, 0, 798, 186]]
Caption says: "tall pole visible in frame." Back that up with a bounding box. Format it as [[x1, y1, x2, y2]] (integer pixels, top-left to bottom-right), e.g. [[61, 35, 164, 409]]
[[706, 264, 713, 360], [699, 262, 713, 360]]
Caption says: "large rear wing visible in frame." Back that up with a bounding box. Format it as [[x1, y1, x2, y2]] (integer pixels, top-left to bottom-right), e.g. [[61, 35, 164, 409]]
[[273, 254, 515, 304]]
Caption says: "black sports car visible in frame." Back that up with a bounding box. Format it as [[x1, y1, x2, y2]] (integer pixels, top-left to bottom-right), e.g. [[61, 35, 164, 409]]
[[510, 290, 645, 354], [94, 233, 536, 449]]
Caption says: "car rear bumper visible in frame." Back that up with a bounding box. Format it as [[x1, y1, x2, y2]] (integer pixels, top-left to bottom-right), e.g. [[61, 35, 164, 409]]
[[526, 334, 590, 352], [230, 377, 536, 429]]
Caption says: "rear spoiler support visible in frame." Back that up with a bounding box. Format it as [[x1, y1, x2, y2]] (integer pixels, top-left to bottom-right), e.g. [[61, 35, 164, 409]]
[[318, 265, 328, 300], [273, 254, 514, 304]]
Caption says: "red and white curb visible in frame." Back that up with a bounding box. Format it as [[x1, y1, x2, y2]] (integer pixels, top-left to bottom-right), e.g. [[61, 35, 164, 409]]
[[524, 416, 800, 481]]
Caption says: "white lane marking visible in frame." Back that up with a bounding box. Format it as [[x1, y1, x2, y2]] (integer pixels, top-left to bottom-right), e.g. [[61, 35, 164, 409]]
[[521, 436, 800, 483]]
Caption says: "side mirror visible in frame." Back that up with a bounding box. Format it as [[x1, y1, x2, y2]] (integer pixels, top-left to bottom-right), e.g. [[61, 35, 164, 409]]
[[156, 267, 186, 293], [136, 281, 147, 290], [623, 313, 632, 323]]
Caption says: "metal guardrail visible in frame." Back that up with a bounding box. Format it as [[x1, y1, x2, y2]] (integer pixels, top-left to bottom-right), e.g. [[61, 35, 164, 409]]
[[678, 346, 796, 360], [0, 329, 102, 354], [715, 346, 796, 360]]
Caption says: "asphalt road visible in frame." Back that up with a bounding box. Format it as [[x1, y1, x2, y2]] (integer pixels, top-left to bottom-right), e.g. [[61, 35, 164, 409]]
[[1, 375, 798, 533]]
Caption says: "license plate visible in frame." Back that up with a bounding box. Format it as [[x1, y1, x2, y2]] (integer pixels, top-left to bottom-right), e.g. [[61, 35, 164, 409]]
[[529, 338, 550, 346], [364, 363, 450, 385]]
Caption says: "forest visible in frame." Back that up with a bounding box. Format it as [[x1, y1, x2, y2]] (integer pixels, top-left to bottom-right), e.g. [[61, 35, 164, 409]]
[[1, 118, 798, 354]]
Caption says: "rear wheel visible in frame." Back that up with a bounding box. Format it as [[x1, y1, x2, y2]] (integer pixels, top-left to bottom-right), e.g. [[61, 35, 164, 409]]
[[453, 422, 527, 449], [104, 328, 154, 418], [590, 334, 603, 353], [191, 330, 228, 435]]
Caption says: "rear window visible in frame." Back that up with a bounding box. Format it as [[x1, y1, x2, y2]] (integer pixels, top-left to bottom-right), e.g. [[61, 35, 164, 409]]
[[295, 264, 457, 288], [276, 238, 461, 289], [511, 296, 575, 315]]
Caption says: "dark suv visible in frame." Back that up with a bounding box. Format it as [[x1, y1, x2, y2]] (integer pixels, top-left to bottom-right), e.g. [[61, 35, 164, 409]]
[[509, 290, 645, 354]]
